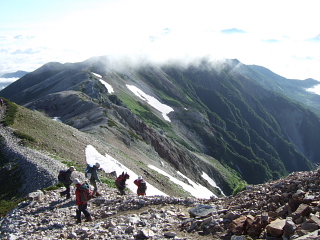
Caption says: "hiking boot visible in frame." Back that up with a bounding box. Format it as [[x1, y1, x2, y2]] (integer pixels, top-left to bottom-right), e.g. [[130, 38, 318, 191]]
[[85, 217, 93, 222], [76, 220, 81, 224]]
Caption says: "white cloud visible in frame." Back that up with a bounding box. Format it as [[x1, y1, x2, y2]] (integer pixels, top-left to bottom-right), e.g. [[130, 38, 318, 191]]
[[0, 77, 18, 83], [306, 84, 320, 95], [1, 0, 320, 80]]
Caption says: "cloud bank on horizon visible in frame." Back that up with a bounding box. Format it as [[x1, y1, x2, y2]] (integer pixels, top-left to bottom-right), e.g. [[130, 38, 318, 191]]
[[1, 0, 320, 82]]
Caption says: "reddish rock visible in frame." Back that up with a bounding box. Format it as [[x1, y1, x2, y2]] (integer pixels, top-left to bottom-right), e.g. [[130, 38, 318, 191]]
[[266, 219, 286, 237], [229, 216, 247, 235]]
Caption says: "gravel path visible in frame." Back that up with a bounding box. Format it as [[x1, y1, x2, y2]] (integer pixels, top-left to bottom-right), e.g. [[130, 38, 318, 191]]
[[0, 124, 67, 196]]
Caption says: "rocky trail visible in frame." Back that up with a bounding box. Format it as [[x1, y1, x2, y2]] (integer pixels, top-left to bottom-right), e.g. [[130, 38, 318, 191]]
[[0, 184, 211, 240], [2, 169, 320, 239]]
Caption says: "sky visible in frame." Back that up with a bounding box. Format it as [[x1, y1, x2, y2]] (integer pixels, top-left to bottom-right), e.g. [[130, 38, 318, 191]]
[[1, 0, 320, 82]]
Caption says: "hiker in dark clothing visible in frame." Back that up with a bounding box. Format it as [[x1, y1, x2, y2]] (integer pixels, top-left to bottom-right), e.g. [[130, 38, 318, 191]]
[[74, 178, 92, 224], [115, 172, 130, 195], [0, 98, 3, 113], [89, 162, 102, 197], [60, 166, 76, 199], [134, 176, 147, 196]]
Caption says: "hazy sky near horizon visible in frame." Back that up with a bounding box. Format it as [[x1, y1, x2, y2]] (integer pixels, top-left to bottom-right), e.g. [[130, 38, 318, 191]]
[[1, 0, 320, 81]]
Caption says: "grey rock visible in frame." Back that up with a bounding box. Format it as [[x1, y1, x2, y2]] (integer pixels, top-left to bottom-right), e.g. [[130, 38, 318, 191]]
[[163, 231, 176, 238], [68, 232, 77, 238], [188, 204, 216, 217]]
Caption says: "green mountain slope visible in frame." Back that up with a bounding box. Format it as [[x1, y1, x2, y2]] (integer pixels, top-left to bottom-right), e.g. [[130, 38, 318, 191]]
[[1, 56, 319, 190]]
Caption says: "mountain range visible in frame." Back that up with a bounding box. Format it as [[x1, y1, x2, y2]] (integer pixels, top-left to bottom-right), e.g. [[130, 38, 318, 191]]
[[0, 70, 28, 79], [1, 55, 320, 198]]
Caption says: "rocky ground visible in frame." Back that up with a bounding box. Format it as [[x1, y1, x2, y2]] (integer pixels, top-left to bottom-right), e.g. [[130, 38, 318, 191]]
[[2, 169, 320, 239], [0, 184, 213, 240]]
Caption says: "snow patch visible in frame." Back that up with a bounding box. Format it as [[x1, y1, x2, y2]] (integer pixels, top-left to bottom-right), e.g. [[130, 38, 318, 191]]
[[126, 84, 174, 122], [92, 72, 102, 78], [52, 117, 62, 122], [85, 145, 218, 199], [99, 79, 114, 93], [92, 72, 114, 93], [202, 172, 225, 196], [149, 165, 216, 199], [85, 145, 166, 196]]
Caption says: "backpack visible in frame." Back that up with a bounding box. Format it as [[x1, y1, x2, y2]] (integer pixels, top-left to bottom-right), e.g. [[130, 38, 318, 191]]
[[58, 170, 67, 182], [139, 180, 147, 194], [85, 164, 93, 179], [78, 182, 93, 202]]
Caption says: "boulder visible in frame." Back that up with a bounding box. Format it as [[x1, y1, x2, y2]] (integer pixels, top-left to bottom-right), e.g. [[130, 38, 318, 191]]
[[290, 203, 312, 219], [188, 204, 216, 218], [229, 216, 247, 235], [266, 219, 286, 237], [283, 217, 296, 237], [301, 222, 318, 231], [28, 190, 44, 201]]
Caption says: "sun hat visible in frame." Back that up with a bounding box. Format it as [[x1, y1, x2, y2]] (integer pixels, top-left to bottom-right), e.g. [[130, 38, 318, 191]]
[[69, 166, 76, 171], [73, 178, 80, 185]]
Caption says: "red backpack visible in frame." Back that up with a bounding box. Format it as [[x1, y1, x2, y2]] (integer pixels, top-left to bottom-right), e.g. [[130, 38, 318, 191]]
[[78, 183, 93, 202]]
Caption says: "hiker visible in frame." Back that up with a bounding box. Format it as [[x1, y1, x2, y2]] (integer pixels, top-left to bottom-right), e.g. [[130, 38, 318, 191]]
[[134, 176, 147, 196], [59, 166, 76, 199], [115, 172, 130, 195], [85, 162, 102, 197], [74, 178, 93, 224], [0, 98, 3, 113]]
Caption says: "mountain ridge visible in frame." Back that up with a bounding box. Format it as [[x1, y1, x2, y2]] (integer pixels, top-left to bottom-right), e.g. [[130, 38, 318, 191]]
[[1, 56, 320, 195], [0, 70, 28, 79]]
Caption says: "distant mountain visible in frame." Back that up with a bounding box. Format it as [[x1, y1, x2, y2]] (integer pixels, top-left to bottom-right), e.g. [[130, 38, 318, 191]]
[[1, 70, 29, 78], [233, 62, 320, 115], [1, 56, 320, 196]]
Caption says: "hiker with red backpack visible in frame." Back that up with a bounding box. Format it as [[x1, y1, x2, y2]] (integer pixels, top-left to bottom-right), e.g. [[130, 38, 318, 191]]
[[134, 176, 147, 196], [58, 166, 76, 199], [115, 172, 130, 195], [73, 178, 93, 224]]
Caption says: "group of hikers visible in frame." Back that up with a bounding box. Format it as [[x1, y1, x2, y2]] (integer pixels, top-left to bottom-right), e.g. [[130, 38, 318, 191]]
[[58, 162, 147, 223]]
